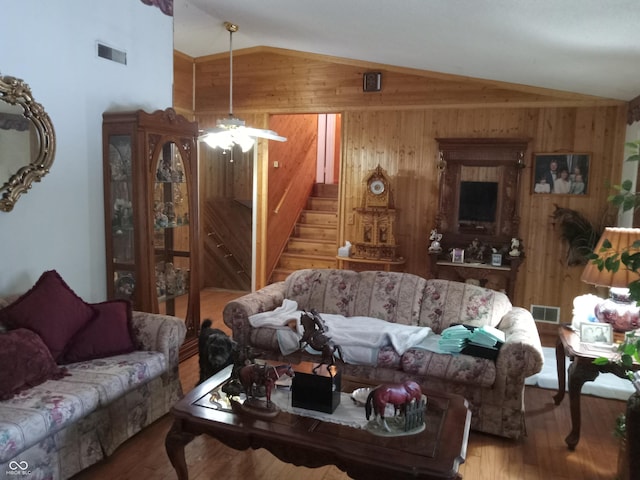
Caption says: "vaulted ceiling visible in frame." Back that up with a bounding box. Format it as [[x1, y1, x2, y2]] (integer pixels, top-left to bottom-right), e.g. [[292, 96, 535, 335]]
[[172, 0, 640, 102]]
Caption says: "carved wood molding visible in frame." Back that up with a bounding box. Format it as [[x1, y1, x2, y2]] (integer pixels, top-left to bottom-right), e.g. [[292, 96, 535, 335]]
[[435, 137, 528, 244], [629, 94, 640, 125]]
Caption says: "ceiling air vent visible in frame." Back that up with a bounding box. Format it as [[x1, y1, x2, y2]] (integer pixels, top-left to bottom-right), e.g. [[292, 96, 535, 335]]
[[97, 43, 127, 65], [530, 305, 560, 323]]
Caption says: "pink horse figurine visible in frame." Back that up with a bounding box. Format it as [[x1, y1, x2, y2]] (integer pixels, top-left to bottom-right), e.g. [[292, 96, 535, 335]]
[[365, 380, 422, 431], [238, 363, 295, 407]]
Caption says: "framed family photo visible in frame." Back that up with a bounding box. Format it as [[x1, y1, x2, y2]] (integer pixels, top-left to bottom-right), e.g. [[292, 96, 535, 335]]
[[451, 248, 465, 264], [532, 153, 590, 195], [580, 322, 612, 344]]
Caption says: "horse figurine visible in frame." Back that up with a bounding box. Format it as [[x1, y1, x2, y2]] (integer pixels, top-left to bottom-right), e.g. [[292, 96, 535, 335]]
[[238, 363, 294, 407], [299, 309, 344, 374], [365, 380, 423, 431]]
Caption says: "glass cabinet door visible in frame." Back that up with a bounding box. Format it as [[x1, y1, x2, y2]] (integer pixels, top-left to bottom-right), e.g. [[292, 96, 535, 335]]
[[108, 134, 136, 302], [153, 141, 191, 318]]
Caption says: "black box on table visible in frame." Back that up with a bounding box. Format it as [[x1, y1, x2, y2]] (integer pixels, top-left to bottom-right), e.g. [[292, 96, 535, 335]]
[[291, 366, 341, 414]]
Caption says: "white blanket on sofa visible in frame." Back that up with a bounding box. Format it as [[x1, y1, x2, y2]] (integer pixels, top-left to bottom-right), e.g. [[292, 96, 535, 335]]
[[248, 299, 432, 366]]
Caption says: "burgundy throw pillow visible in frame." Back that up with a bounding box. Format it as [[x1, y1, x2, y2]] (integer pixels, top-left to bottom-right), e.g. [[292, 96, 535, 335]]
[[0, 270, 95, 361], [0, 329, 67, 400], [61, 299, 136, 364]]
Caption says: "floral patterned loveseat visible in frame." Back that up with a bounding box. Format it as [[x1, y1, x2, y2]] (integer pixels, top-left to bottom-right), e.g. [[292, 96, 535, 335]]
[[223, 268, 543, 439], [0, 285, 186, 480]]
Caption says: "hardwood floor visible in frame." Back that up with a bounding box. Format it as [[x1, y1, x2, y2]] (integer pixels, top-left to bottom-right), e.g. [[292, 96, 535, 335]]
[[72, 289, 625, 480]]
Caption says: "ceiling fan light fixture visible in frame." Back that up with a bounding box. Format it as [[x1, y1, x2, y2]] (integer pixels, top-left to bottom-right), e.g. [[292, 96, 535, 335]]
[[199, 22, 286, 152]]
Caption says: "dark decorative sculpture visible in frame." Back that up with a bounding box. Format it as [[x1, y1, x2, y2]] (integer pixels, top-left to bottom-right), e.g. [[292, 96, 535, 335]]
[[238, 363, 294, 408], [299, 309, 344, 374]]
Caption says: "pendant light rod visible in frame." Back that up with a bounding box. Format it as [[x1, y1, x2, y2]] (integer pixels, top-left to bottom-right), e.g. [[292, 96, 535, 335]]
[[224, 21, 238, 117], [198, 21, 287, 152]]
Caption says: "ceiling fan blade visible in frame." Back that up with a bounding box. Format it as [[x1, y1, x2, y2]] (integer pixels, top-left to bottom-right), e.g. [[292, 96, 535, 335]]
[[243, 127, 287, 142], [198, 127, 226, 140]]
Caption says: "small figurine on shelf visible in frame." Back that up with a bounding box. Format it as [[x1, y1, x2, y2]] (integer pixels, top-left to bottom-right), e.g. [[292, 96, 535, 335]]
[[165, 262, 177, 296], [154, 200, 168, 227], [116, 274, 135, 297], [113, 199, 132, 228], [175, 268, 187, 295], [155, 262, 166, 298], [428, 229, 443, 253], [164, 202, 176, 225], [509, 237, 523, 257], [171, 167, 184, 183], [466, 238, 487, 263], [156, 159, 173, 181]]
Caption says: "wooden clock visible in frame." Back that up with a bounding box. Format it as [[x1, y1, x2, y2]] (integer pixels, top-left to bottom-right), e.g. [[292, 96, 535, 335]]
[[352, 165, 399, 260], [363, 166, 392, 209]]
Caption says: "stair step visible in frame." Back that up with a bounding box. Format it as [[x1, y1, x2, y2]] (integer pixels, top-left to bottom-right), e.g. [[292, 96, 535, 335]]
[[286, 238, 336, 256], [299, 210, 337, 226], [295, 224, 337, 240], [306, 197, 338, 212], [278, 253, 337, 270], [313, 183, 339, 198], [269, 182, 340, 284]]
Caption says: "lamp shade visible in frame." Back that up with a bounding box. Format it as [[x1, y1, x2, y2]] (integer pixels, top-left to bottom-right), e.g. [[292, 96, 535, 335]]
[[581, 227, 640, 288]]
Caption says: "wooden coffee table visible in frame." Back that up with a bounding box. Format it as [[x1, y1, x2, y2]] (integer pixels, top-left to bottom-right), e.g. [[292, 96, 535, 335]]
[[165, 364, 471, 479]]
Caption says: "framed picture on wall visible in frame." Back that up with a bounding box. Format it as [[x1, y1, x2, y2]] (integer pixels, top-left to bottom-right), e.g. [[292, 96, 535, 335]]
[[532, 153, 590, 195]]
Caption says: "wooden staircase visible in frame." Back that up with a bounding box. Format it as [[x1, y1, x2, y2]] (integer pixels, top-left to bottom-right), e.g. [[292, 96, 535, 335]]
[[270, 184, 339, 282]]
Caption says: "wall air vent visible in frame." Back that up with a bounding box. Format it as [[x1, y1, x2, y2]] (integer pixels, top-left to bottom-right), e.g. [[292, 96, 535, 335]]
[[97, 43, 127, 65], [530, 305, 560, 323]]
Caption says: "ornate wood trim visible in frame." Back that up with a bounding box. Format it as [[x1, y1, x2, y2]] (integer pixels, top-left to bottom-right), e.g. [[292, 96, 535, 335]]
[[629, 94, 640, 125], [435, 138, 528, 244], [0, 75, 56, 212]]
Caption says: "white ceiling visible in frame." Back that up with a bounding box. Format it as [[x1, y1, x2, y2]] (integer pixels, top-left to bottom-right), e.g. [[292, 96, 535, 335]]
[[173, 0, 640, 102]]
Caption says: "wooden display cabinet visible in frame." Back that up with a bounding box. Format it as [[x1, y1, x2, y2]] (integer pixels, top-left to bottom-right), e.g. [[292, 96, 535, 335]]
[[102, 108, 200, 359]]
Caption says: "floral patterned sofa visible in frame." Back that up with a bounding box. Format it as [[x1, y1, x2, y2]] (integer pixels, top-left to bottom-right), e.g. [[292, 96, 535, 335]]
[[223, 268, 543, 439], [0, 271, 186, 480]]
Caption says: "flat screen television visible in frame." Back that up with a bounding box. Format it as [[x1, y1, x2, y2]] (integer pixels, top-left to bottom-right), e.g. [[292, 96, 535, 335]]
[[458, 181, 498, 223]]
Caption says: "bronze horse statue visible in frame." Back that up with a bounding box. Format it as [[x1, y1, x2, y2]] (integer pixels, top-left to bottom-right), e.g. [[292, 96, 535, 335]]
[[299, 309, 344, 374], [238, 363, 294, 407], [365, 380, 423, 431]]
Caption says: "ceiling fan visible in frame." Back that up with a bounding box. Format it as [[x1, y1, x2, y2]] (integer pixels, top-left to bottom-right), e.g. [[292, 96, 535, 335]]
[[199, 22, 286, 153]]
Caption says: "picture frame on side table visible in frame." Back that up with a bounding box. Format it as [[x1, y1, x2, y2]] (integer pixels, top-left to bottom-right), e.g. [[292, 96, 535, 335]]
[[580, 322, 612, 344], [532, 153, 590, 195], [451, 248, 465, 264]]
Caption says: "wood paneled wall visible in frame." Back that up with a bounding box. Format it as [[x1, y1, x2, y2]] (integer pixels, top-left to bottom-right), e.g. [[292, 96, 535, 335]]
[[179, 47, 629, 331], [266, 114, 318, 275], [173, 52, 194, 119]]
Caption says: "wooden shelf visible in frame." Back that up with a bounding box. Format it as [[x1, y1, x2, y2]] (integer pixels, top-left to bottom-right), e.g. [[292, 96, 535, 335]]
[[435, 260, 511, 272]]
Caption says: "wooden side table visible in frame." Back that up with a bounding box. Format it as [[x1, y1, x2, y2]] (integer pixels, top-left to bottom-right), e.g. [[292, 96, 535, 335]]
[[554, 325, 637, 450], [336, 256, 405, 272], [427, 254, 521, 301]]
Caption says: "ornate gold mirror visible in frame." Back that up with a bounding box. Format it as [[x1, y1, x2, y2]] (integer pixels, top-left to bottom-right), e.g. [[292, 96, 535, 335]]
[[0, 75, 56, 212]]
